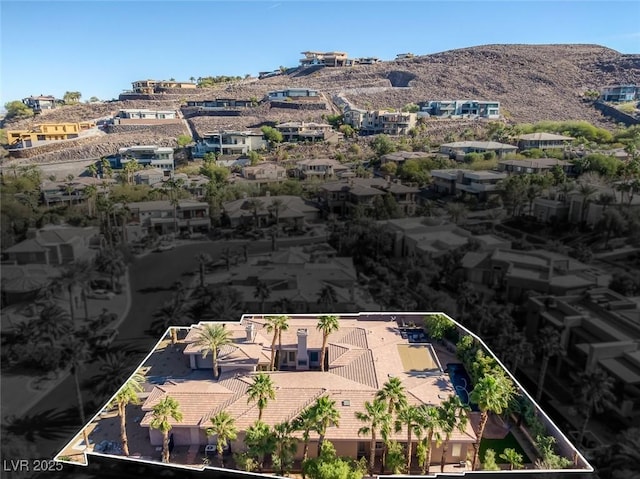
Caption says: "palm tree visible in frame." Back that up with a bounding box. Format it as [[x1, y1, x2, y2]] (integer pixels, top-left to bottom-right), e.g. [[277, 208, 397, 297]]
[[111, 373, 144, 456], [313, 396, 340, 456], [573, 368, 616, 446], [245, 421, 276, 472], [356, 397, 389, 474], [416, 404, 442, 474], [195, 252, 212, 288], [438, 395, 470, 473], [150, 396, 183, 463], [92, 351, 137, 400], [268, 198, 286, 226], [274, 315, 290, 369], [273, 297, 295, 314], [59, 335, 94, 451], [317, 284, 338, 312], [535, 325, 563, 403], [469, 373, 515, 470], [376, 377, 408, 472], [193, 323, 231, 379], [245, 197, 264, 228], [396, 404, 423, 473], [151, 300, 189, 345], [94, 248, 126, 292], [611, 427, 640, 475], [558, 180, 576, 204], [37, 304, 73, 344], [264, 315, 281, 371], [57, 259, 93, 323], [206, 411, 238, 467], [273, 420, 298, 476], [446, 202, 468, 224], [500, 448, 524, 470], [247, 373, 276, 421], [292, 406, 318, 465], [577, 182, 599, 225], [84, 184, 98, 217], [317, 314, 340, 372], [254, 280, 271, 314]]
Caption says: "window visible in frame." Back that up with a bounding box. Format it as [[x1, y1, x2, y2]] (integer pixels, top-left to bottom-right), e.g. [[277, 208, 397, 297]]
[[309, 351, 319, 363], [288, 351, 296, 362], [451, 443, 462, 458]]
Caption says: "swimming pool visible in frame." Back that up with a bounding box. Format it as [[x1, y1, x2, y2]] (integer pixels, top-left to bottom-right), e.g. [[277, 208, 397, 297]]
[[447, 363, 479, 411]]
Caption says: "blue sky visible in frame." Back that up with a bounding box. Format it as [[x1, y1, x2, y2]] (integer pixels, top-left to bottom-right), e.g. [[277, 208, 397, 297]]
[[1, 0, 639, 106]]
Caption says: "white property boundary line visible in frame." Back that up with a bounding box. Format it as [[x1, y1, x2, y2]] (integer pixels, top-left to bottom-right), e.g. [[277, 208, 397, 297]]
[[54, 311, 595, 477]]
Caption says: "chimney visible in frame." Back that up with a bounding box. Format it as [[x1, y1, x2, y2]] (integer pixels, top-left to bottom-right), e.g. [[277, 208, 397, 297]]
[[245, 323, 256, 342], [296, 328, 309, 370]]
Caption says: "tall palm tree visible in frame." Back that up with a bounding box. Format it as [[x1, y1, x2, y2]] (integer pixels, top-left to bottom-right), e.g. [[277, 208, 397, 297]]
[[355, 398, 391, 474], [193, 323, 232, 379], [264, 315, 281, 371], [356, 397, 389, 474], [57, 259, 93, 323], [376, 376, 408, 472], [247, 373, 276, 421], [195, 252, 212, 288], [254, 280, 271, 314], [416, 404, 442, 474], [317, 284, 338, 312], [535, 325, 563, 403], [438, 395, 470, 473], [469, 373, 515, 470], [92, 351, 137, 400], [577, 182, 599, 225], [111, 373, 144, 456], [206, 411, 238, 467], [274, 315, 290, 369], [316, 314, 340, 372], [292, 406, 318, 465], [150, 396, 183, 463], [37, 304, 73, 344], [245, 421, 276, 472], [396, 404, 423, 473], [573, 367, 616, 446], [313, 396, 340, 456]]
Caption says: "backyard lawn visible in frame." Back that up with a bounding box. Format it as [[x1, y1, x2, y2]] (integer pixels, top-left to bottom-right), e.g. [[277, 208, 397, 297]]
[[479, 432, 531, 464]]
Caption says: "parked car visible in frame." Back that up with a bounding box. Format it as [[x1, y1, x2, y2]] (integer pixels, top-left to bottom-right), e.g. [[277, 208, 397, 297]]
[[154, 242, 175, 252], [90, 279, 111, 290], [87, 289, 115, 300], [92, 328, 118, 349]]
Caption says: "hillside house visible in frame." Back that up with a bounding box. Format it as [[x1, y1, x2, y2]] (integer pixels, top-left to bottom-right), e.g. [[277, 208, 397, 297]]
[[191, 131, 267, 158], [299, 51, 349, 67], [267, 88, 319, 101], [118, 145, 175, 171], [600, 85, 639, 103], [439, 141, 517, 160], [343, 109, 417, 136], [112, 109, 178, 124], [275, 122, 339, 143], [516, 133, 574, 150], [497, 158, 577, 176], [123, 200, 210, 238], [241, 162, 287, 182], [7, 122, 96, 148], [128, 80, 196, 94], [293, 158, 349, 180], [418, 100, 500, 119], [22, 95, 58, 112], [430, 169, 507, 200]]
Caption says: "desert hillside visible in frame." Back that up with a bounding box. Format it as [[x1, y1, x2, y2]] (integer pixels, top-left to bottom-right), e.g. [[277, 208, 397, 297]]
[[2, 44, 639, 165]]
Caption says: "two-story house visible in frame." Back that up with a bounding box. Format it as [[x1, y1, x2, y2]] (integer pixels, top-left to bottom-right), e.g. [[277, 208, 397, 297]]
[[294, 158, 349, 179], [275, 122, 338, 143], [430, 169, 507, 200], [343, 110, 417, 136], [418, 100, 500, 119], [191, 130, 267, 158], [600, 85, 639, 102], [128, 80, 196, 94], [22, 95, 58, 112], [241, 162, 287, 182], [7, 122, 96, 148], [118, 145, 175, 171], [266, 88, 320, 101], [124, 200, 211, 238], [221, 194, 320, 228], [299, 51, 348, 67]]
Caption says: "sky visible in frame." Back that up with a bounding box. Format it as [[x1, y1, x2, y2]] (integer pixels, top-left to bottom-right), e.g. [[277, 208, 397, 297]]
[[1, 0, 639, 106]]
